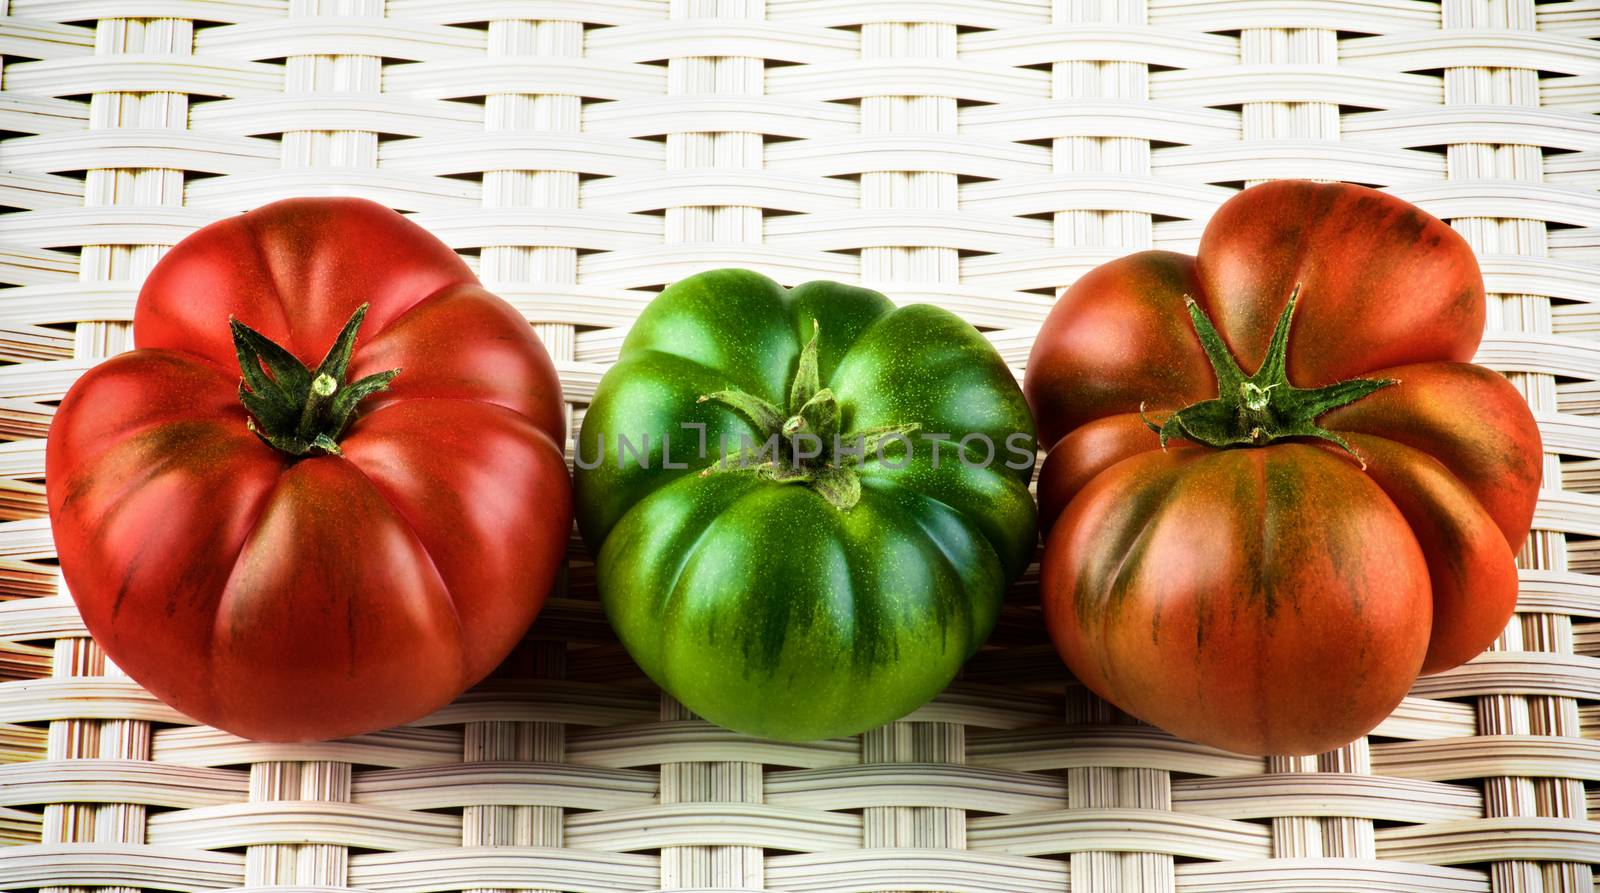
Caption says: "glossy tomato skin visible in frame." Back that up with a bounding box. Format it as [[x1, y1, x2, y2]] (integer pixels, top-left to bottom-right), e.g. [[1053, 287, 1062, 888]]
[[1025, 181, 1541, 755], [575, 269, 1037, 741], [1043, 445, 1432, 756], [47, 198, 570, 741]]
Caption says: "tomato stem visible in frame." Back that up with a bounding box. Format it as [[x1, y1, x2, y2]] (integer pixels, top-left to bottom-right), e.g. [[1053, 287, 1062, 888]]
[[789, 318, 822, 411], [231, 303, 400, 457], [695, 319, 904, 510], [1146, 285, 1397, 464]]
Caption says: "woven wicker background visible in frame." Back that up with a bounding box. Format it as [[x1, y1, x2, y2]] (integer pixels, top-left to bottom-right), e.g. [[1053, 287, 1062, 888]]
[[0, 0, 1598, 891]]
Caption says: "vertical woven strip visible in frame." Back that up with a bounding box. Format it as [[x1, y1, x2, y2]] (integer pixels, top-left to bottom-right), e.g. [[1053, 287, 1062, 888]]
[[1240, 16, 1383, 871], [240, 3, 378, 883], [1051, 1, 1171, 890], [247, 762, 351, 885], [657, 0, 766, 889], [461, 648, 566, 893], [0, 0, 60, 835], [856, 16, 969, 891], [1054, 0, 1154, 252], [1446, 1, 1592, 891], [0, 0, 75, 861], [460, 12, 583, 890], [41, 11, 184, 893]]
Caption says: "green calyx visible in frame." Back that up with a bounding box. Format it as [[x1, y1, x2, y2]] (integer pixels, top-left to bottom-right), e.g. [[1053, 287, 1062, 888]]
[[231, 303, 400, 457], [698, 319, 917, 510], [1145, 286, 1396, 466]]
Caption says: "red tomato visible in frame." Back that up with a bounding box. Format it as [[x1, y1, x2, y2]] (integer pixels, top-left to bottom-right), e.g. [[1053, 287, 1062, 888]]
[[1025, 180, 1542, 755], [47, 198, 571, 741]]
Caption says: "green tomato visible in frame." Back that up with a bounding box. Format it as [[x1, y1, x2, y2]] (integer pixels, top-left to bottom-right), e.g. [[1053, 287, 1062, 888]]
[[575, 269, 1037, 740]]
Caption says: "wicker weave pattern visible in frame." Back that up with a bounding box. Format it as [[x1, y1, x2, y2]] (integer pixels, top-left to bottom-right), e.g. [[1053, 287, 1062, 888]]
[[1, 0, 1598, 890]]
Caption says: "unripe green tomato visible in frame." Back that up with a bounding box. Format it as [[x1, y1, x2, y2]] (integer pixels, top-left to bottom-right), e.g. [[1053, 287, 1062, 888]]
[[576, 269, 1037, 740]]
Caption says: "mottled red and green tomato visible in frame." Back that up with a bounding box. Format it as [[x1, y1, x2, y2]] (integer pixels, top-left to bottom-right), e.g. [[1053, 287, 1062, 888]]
[[575, 269, 1037, 741], [1025, 180, 1542, 756], [47, 197, 571, 741]]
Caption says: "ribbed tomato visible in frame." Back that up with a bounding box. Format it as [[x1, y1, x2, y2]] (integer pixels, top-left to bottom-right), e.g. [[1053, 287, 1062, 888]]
[[47, 198, 571, 741], [1025, 180, 1542, 755], [575, 270, 1037, 740]]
